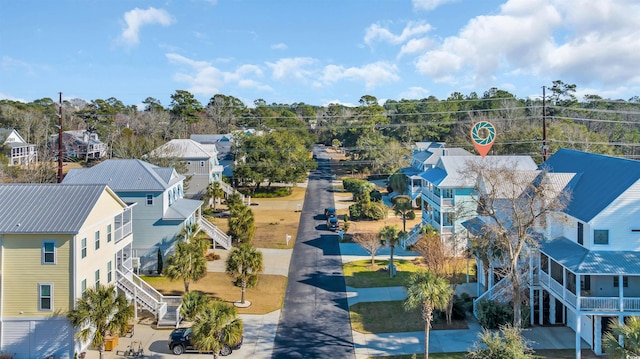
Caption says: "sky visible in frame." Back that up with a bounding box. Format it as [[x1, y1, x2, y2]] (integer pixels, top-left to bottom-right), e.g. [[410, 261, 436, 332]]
[[2, 0, 640, 108]]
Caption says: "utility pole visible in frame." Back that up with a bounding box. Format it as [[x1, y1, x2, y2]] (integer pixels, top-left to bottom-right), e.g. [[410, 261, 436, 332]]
[[57, 92, 63, 183], [542, 86, 548, 161]]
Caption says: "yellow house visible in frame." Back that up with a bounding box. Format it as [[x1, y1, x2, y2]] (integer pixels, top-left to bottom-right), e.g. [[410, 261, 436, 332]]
[[0, 183, 134, 359]]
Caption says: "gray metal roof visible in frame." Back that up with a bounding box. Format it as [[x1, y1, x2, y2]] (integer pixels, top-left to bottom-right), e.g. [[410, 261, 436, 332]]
[[62, 159, 183, 192], [163, 198, 203, 220], [151, 139, 213, 159], [540, 237, 640, 275], [0, 184, 113, 234]]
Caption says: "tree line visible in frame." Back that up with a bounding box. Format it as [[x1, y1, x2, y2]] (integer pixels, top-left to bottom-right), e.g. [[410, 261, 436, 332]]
[[2, 80, 640, 183]]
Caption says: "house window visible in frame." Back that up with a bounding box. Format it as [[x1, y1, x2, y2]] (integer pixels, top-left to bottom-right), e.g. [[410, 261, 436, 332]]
[[81, 238, 87, 259], [107, 224, 112, 243], [577, 222, 584, 245], [581, 275, 591, 291], [81, 279, 87, 295], [39, 283, 52, 311], [107, 261, 112, 283], [594, 230, 609, 245], [95, 269, 100, 289], [94, 231, 100, 251], [614, 276, 629, 288], [42, 241, 56, 264], [146, 194, 153, 206]]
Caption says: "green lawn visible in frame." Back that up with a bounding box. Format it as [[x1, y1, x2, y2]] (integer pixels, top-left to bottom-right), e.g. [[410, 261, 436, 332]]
[[371, 349, 592, 359], [350, 300, 423, 333], [343, 259, 418, 287]]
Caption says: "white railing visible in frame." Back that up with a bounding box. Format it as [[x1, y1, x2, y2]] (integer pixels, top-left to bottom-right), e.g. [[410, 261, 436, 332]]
[[550, 278, 564, 296], [198, 217, 232, 249], [566, 290, 577, 308], [581, 297, 619, 311], [115, 221, 133, 243], [624, 298, 640, 311], [400, 224, 422, 249]]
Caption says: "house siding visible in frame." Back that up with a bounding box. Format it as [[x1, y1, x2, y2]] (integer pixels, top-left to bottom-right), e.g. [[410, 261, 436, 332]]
[[588, 180, 640, 251], [2, 233, 72, 317]]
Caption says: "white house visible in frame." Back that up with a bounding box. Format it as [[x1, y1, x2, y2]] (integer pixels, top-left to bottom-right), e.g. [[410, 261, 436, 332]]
[[0, 128, 38, 166]]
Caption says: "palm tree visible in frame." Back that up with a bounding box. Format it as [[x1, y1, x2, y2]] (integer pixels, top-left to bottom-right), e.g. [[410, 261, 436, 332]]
[[225, 243, 264, 305], [228, 203, 255, 244], [67, 285, 134, 359], [378, 224, 401, 278], [164, 240, 207, 292], [191, 300, 244, 359], [205, 181, 224, 209], [404, 270, 452, 359], [393, 195, 413, 232], [603, 316, 640, 358]]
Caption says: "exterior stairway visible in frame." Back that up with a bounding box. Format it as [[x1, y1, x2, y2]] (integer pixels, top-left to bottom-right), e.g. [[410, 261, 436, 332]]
[[400, 224, 423, 249], [116, 266, 183, 328], [198, 216, 232, 249], [472, 269, 528, 317]]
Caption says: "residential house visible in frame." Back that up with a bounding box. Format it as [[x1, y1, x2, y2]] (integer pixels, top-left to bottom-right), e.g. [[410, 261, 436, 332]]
[[0, 183, 134, 358], [149, 139, 224, 198], [50, 130, 107, 160], [0, 128, 38, 166], [466, 149, 640, 358], [190, 133, 235, 179], [62, 159, 231, 273], [412, 155, 537, 253], [398, 142, 472, 205]]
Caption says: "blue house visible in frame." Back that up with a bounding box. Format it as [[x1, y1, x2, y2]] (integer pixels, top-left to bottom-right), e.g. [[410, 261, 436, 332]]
[[62, 159, 231, 272]]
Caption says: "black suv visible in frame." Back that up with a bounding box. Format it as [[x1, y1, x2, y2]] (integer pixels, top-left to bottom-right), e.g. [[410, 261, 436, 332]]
[[168, 327, 242, 356]]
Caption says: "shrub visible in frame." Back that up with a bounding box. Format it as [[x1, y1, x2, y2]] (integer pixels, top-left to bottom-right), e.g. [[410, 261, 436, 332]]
[[452, 293, 473, 320], [343, 178, 373, 194], [476, 300, 513, 329], [370, 189, 382, 202], [361, 202, 387, 220], [348, 203, 362, 219], [406, 211, 416, 220]]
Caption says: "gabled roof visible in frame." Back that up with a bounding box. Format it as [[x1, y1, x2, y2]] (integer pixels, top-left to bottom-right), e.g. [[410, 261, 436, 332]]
[[190, 134, 233, 144], [541, 148, 640, 222], [62, 159, 183, 191], [422, 155, 537, 188], [540, 237, 640, 275], [0, 128, 28, 146], [151, 139, 213, 159], [0, 184, 122, 234]]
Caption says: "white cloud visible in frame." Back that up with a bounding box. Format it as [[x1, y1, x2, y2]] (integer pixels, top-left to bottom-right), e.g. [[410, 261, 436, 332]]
[[412, 0, 458, 11], [166, 53, 269, 96], [399, 86, 431, 99], [271, 43, 288, 50], [413, 0, 640, 91], [322, 62, 400, 90], [364, 21, 432, 46], [398, 37, 432, 58], [120, 7, 175, 46], [0, 92, 27, 102], [266, 57, 317, 80]]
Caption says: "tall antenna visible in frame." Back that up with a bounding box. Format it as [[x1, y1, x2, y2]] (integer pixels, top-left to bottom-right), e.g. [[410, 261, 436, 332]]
[[57, 92, 63, 183], [542, 86, 548, 161]]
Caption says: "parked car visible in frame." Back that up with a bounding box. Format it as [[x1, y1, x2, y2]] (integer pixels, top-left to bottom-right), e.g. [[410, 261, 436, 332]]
[[327, 217, 339, 231], [324, 207, 336, 219], [168, 327, 242, 356]]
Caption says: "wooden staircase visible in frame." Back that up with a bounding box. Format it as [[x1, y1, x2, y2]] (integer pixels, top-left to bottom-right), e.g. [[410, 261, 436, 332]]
[[198, 216, 232, 249]]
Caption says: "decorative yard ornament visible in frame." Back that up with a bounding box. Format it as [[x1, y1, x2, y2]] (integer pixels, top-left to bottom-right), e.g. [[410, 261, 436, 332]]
[[470, 120, 496, 158]]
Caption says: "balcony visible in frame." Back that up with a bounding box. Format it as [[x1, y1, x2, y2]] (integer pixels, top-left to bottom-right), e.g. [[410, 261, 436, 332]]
[[538, 271, 640, 313], [114, 207, 133, 243], [421, 189, 454, 208]]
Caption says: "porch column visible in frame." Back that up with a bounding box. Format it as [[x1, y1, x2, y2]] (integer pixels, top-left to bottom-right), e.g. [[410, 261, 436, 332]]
[[594, 315, 602, 355], [550, 297, 556, 325], [575, 314, 582, 359], [539, 289, 544, 325], [530, 253, 535, 326], [619, 315, 625, 353], [619, 275, 624, 312]]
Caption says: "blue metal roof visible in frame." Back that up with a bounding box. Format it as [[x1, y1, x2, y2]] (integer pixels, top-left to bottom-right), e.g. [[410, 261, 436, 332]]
[[541, 149, 640, 222], [540, 237, 640, 275], [420, 167, 447, 186]]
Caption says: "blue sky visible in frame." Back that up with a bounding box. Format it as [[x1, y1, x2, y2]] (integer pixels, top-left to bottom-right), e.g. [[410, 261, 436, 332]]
[[2, 0, 640, 108]]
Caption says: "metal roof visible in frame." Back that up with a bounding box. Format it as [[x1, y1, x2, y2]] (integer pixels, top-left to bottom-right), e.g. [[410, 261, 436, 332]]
[[0, 184, 115, 234], [427, 156, 537, 188], [540, 237, 640, 275], [62, 159, 183, 192], [151, 139, 213, 159], [541, 148, 640, 222], [420, 167, 447, 186], [163, 198, 203, 220]]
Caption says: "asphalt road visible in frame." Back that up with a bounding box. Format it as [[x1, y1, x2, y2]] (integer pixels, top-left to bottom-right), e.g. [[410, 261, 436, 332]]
[[271, 148, 356, 359]]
